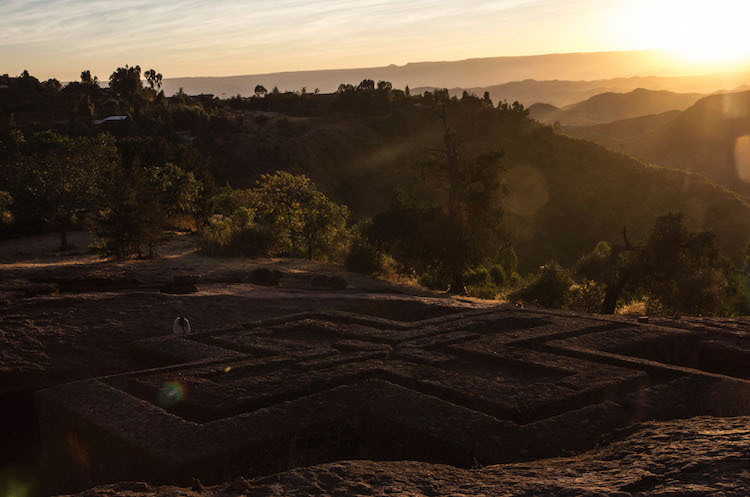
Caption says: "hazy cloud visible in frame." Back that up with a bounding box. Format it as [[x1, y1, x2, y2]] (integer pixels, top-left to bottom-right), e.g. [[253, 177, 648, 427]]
[[0, 0, 617, 80]]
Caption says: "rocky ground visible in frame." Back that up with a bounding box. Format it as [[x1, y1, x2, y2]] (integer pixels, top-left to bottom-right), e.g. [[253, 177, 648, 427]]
[[4, 231, 750, 497], [0, 231, 487, 497], [0, 231, 486, 394], [64, 415, 750, 497]]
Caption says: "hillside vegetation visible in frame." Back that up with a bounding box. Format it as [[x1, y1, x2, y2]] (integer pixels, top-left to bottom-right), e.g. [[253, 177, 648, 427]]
[[566, 91, 750, 195], [2, 69, 750, 314]]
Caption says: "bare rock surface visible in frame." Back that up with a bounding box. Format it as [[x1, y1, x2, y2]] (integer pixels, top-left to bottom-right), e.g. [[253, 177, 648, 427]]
[[0, 232, 476, 394], [36, 304, 750, 493], [62, 415, 750, 496], [5, 232, 750, 497]]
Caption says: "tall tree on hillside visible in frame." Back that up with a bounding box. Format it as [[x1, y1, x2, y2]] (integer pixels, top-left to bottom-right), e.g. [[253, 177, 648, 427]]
[[374, 104, 509, 294], [80, 70, 99, 87], [43, 79, 62, 92], [377, 80, 392, 92], [254, 85, 267, 98], [144, 69, 163, 90], [424, 106, 508, 292], [358, 79, 375, 91], [109, 65, 143, 100]]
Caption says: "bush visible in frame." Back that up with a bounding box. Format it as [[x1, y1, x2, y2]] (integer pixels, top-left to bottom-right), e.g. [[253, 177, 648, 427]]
[[418, 265, 451, 291], [489, 264, 507, 285], [466, 284, 499, 300], [345, 236, 385, 274], [199, 217, 274, 257], [229, 225, 274, 257], [509, 262, 572, 308], [463, 266, 491, 286], [568, 280, 606, 313], [199, 214, 234, 254]]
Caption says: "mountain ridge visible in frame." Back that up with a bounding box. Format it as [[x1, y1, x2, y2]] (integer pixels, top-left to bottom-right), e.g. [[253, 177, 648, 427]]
[[528, 88, 705, 125], [564, 90, 750, 195], [160, 50, 750, 102]]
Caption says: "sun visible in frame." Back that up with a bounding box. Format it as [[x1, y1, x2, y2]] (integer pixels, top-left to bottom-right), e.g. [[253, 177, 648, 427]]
[[619, 0, 750, 69]]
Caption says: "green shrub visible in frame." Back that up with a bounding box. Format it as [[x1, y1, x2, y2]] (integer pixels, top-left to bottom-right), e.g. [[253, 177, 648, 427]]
[[466, 284, 499, 300], [418, 265, 451, 291], [199, 214, 234, 254], [229, 225, 275, 257], [463, 266, 491, 286], [345, 236, 385, 274], [510, 262, 572, 308], [200, 218, 274, 257], [489, 264, 507, 286], [568, 280, 606, 313], [507, 271, 523, 288]]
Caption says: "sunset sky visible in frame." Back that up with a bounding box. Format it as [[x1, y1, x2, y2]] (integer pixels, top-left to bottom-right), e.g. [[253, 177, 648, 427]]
[[2, 0, 749, 81]]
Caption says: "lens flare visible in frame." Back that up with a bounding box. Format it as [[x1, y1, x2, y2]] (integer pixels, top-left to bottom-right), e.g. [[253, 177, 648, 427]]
[[735, 136, 750, 183], [65, 433, 91, 470], [505, 164, 549, 217], [156, 381, 186, 408], [0, 468, 34, 497]]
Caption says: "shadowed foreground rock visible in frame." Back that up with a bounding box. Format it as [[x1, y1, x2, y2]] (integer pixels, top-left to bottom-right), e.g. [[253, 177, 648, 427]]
[[36, 306, 750, 494], [61, 415, 750, 496]]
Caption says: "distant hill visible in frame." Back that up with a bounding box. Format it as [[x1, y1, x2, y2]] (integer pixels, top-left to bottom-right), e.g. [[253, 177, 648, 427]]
[[565, 91, 750, 195], [528, 89, 704, 126], [561, 111, 683, 149], [161, 50, 750, 100], [416, 75, 750, 109]]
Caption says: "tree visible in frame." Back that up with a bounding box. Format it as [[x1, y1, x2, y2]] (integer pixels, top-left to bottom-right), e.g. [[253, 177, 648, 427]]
[[254, 172, 348, 259], [80, 70, 99, 87], [300, 190, 349, 260], [148, 163, 201, 219], [254, 85, 267, 98], [43, 78, 62, 92], [634, 213, 736, 315], [420, 107, 508, 293], [373, 105, 508, 294], [94, 166, 164, 259], [2, 132, 118, 248], [109, 65, 143, 99], [585, 213, 747, 316], [144, 69, 163, 90], [377, 80, 392, 92], [358, 79, 375, 91]]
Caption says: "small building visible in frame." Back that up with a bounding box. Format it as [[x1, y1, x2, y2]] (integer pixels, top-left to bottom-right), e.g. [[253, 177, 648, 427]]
[[176, 130, 196, 143], [192, 94, 215, 104], [93, 115, 128, 125]]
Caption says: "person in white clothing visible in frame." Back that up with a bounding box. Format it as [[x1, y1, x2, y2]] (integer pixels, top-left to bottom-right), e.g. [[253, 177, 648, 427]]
[[173, 316, 191, 335]]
